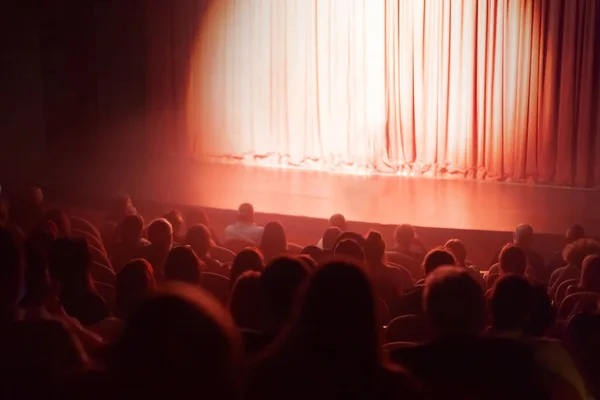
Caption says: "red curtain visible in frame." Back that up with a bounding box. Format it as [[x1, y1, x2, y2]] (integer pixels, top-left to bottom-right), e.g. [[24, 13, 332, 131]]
[[153, 0, 600, 187]]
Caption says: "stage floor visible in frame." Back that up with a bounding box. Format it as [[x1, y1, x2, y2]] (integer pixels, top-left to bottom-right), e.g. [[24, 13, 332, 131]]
[[88, 161, 600, 237]]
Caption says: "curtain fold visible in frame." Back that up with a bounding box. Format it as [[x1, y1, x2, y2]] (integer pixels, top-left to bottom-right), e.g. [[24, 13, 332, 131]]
[[186, 0, 600, 187]]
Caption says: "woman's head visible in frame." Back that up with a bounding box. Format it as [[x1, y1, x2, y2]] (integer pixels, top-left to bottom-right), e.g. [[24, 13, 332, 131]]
[[185, 224, 212, 257], [163, 246, 204, 285], [228, 271, 267, 331], [580, 255, 600, 292], [287, 260, 381, 368], [117, 259, 155, 319], [115, 283, 242, 400], [259, 222, 287, 261], [230, 248, 264, 287]]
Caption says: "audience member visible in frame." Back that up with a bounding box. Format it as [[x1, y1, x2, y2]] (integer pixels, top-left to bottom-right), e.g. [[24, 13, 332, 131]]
[[259, 221, 288, 262], [47, 238, 109, 325], [333, 238, 364, 261], [248, 260, 422, 400], [163, 209, 185, 245], [163, 246, 204, 286], [260, 256, 310, 335], [229, 248, 264, 287], [225, 203, 263, 244], [108, 214, 147, 273], [137, 218, 173, 278], [321, 226, 342, 251], [364, 231, 414, 317], [391, 224, 427, 263], [102, 192, 137, 247], [547, 224, 585, 274], [574, 254, 600, 293], [549, 238, 600, 298], [45, 209, 72, 238], [316, 214, 347, 249], [185, 223, 224, 275], [114, 283, 242, 400]]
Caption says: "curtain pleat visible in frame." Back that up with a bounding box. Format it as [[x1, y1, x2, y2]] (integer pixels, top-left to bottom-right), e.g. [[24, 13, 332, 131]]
[[185, 0, 600, 187]]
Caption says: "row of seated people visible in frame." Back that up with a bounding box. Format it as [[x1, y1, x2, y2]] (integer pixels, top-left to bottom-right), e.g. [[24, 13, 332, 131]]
[[0, 187, 599, 398]]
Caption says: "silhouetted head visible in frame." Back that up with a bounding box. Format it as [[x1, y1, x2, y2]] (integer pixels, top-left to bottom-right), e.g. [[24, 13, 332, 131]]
[[120, 215, 144, 245], [563, 238, 600, 270], [491, 274, 535, 332], [445, 239, 467, 266], [117, 259, 155, 319], [424, 267, 486, 337], [423, 248, 456, 276], [259, 222, 287, 262], [499, 244, 527, 275], [334, 239, 364, 262], [47, 237, 93, 294], [147, 218, 173, 250], [394, 224, 416, 248], [261, 256, 310, 329], [108, 192, 136, 222], [228, 271, 267, 331], [115, 283, 242, 400], [0, 227, 24, 315], [580, 255, 600, 293], [45, 209, 71, 238], [566, 224, 585, 243], [328, 214, 348, 231], [230, 247, 264, 287], [238, 203, 255, 224], [185, 224, 212, 257], [364, 231, 385, 263], [300, 245, 325, 264], [163, 246, 204, 285], [288, 260, 381, 369], [322, 226, 342, 251], [514, 224, 534, 247], [163, 210, 184, 237]]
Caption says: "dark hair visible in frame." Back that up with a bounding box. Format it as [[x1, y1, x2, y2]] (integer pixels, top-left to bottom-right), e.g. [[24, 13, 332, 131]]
[[45, 209, 71, 238], [228, 271, 266, 331], [117, 259, 155, 319], [499, 244, 527, 275], [259, 222, 287, 262], [563, 238, 600, 269], [334, 239, 364, 261], [328, 214, 347, 230], [115, 283, 241, 400], [423, 248, 456, 276], [364, 231, 385, 262], [163, 210, 184, 235], [230, 248, 264, 288], [261, 257, 309, 327], [566, 224, 585, 242], [491, 274, 535, 331], [300, 246, 325, 264], [525, 285, 555, 337], [238, 203, 254, 223], [185, 224, 212, 257], [445, 239, 467, 265], [580, 255, 600, 292], [120, 215, 144, 244], [424, 267, 486, 337], [163, 246, 204, 285], [147, 218, 173, 248]]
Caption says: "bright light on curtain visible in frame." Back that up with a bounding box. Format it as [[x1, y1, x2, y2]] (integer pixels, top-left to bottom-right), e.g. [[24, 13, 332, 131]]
[[187, 0, 600, 186]]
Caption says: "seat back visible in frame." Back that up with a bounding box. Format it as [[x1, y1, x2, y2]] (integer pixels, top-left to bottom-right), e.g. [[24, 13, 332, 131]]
[[555, 278, 579, 304], [210, 246, 236, 263], [385, 314, 432, 343], [559, 292, 599, 320], [224, 238, 256, 254]]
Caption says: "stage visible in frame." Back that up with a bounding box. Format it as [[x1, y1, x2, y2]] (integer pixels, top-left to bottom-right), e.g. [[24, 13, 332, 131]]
[[6, 156, 595, 269]]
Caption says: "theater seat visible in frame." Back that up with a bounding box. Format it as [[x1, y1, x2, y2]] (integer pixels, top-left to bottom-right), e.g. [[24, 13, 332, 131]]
[[224, 238, 256, 254], [210, 246, 236, 263], [201, 272, 230, 304], [385, 314, 432, 344]]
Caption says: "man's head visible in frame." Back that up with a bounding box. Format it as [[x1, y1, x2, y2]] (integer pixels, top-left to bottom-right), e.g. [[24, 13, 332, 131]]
[[566, 224, 585, 243], [163, 210, 184, 236], [238, 203, 255, 224], [444, 239, 467, 265], [424, 267, 486, 337], [423, 248, 456, 276], [328, 214, 347, 231], [499, 244, 527, 275], [394, 224, 415, 248], [322, 226, 342, 251], [147, 218, 173, 250], [514, 224, 534, 247]]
